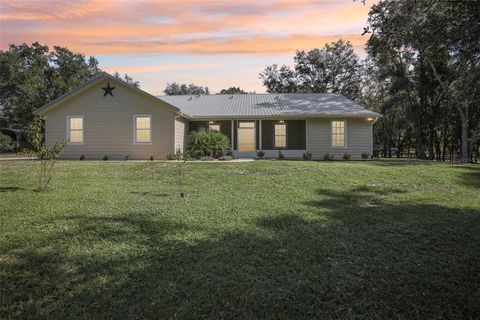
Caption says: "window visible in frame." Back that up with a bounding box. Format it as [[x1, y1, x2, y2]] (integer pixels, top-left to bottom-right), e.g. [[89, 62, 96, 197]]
[[331, 120, 346, 147], [67, 116, 83, 144], [274, 123, 286, 148], [209, 123, 220, 132], [134, 115, 151, 144], [238, 121, 255, 128]]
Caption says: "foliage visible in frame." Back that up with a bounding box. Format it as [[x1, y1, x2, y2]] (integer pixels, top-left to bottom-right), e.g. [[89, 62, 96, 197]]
[[79, 155, 85, 161], [164, 82, 210, 95], [278, 151, 285, 159], [0, 132, 14, 152], [1, 160, 479, 319], [29, 117, 65, 191], [113, 72, 140, 88], [186, 129, 230, 159], [361, 152, 370, 160], [219, 87, 248, 94], [256, 150, 265, 159], [302, 151, 312, 161], [343, 153, 351, 160], [363, 0, 480, 162], [323, 153, 334, 161], [259, 40, 362, 100], [124, 155, 130, 161], [102, 155, 109, 161], [149, 155, 155, 161], [166, 150, 185, 161], [0, 42, 137, 129]]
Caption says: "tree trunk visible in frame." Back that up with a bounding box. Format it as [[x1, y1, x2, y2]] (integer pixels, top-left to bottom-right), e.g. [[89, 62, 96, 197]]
[[459, 110, 469, 163]]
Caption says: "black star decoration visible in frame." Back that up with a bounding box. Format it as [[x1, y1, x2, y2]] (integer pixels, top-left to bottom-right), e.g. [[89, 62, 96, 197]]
[[102, 82, 116, 97]]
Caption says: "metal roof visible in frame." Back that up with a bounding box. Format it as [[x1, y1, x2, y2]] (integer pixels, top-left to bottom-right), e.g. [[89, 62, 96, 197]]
[[158, 93, 381, 119]]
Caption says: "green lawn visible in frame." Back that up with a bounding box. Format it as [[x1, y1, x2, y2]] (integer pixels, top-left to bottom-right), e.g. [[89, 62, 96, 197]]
[[1, 160, 479, 319]]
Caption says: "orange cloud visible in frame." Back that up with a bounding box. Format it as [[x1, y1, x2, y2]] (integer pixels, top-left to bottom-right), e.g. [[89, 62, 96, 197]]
[[1, 0, 376, 55]]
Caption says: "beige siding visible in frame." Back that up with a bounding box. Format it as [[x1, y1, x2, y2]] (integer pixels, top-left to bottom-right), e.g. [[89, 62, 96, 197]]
[[306, 118, 372, 160], [44, 79, 176, 160], [174, 117, 187, 152]]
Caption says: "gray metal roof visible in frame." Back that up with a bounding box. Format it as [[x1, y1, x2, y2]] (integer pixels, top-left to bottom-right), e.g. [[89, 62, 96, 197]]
[[158, 93, 381, 119]]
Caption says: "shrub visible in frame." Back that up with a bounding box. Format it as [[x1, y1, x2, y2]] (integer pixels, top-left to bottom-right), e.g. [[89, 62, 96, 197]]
[[0, 132, 14, 152], [79, 155, 85, 160], [361, 152, 370, 160], [166, 150, 184, 160], [219, 155, 233, 161], [149, 155, 155, 161], [323, 153, 334, 161], [29, 117, 66, 192], [186, 129, 230, 159], [124, 155, 130, 161], [342, 153, 351, 160], [103, 154, 109, 161], [256, 150, 265, 159], [303, 151, 312, 161], [278, 150, 285, 159]]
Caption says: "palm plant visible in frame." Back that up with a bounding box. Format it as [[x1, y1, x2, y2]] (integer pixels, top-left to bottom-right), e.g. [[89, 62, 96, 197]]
[[186, 129, 230, 159]]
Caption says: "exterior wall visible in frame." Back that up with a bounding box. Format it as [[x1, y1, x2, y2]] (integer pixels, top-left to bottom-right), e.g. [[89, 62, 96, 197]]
[[306, 118, 372, 160], [44, 79, 176, 160], [175, 117, 187, 152]]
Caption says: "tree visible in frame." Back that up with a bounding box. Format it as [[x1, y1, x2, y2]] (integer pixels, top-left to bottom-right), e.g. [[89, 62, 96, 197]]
[[113, 72, 140, 88], [164, 82, 210, 95], [0, 42, 139, 130], [219, 87, 248, 94], [259, 40, 362, 100], [364, 0, 480, 162], [29, 117, 66, 192]]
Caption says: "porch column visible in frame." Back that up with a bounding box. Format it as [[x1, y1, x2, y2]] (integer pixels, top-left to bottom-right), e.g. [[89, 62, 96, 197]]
[[259, 120, 262, 150], [231, 120, 235, 150]]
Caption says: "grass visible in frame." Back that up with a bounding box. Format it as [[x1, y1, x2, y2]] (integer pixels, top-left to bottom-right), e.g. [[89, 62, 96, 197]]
[[0, 152, 30, 158], [0, 159, 479, 319]]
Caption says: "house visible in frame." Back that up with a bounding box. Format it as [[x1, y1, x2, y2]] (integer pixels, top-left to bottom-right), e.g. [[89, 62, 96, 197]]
[[34, 72, 381, 160]]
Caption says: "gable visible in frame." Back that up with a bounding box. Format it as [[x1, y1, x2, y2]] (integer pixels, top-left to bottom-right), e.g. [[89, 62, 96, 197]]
[[34, 73, 179, 116]]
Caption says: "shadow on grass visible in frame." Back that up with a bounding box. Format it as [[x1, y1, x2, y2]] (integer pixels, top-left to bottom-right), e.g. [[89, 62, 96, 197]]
[[0, 186, 25, 192], [456, 166, 480, 190], [1, 188, 479, 319]]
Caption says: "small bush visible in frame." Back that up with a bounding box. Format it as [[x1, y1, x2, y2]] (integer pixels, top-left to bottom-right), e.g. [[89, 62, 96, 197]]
[[323, 153, 334, 161], [278, 150, 285, 159], [149, 155, 155, 161], [303, 151, 312, 160], [219, 155, 233, 161], [0, 132, 14, 152], [166, 150, 184, 160], [102, 154, 109, 161], [361, 152, 370, 160], [79, 155, 85, 160], [256, 150, 265, 159], [186, 129, 230, 159], [124, 155, 130, 161], [342, 153, 351, 160]]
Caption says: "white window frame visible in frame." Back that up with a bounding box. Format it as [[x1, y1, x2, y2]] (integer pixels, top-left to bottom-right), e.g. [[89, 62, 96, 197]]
[[133, 114, 152, 145], [274, 122, 287, 149], [330, 119, 347, 148], [66, 115, 84, 145]]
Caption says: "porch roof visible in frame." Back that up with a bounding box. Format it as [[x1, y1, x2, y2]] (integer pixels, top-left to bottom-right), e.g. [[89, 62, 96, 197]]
[[158, 93, 381, 119]]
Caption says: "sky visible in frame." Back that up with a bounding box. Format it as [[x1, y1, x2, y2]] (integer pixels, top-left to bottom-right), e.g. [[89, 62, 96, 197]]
[[0, 0, 376, 95]]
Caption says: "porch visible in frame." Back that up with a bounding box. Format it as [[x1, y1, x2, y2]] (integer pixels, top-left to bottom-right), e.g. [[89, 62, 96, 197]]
[[188, 119, 306, 158]]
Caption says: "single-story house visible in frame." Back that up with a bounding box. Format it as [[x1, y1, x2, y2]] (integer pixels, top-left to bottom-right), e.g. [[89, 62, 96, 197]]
[[34, 72, 381, 160]]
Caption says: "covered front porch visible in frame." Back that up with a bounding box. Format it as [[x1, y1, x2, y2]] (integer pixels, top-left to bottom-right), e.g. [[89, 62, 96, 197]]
[[188, 119, 306, 158]]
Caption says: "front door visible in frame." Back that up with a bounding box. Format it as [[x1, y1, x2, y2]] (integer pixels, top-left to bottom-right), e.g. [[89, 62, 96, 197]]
[[237, 121, 256, 152]]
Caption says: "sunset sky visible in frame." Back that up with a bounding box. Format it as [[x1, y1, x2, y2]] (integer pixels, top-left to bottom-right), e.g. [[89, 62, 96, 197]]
[[1, 0, 376, 94]]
